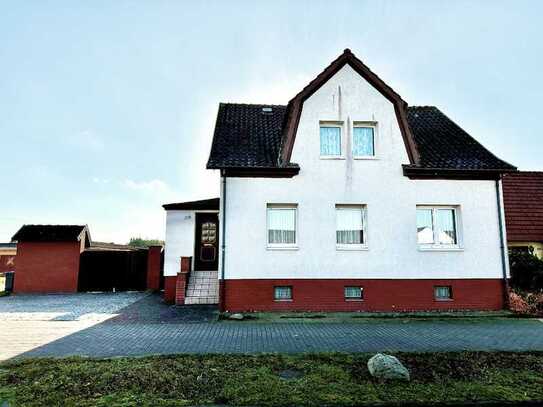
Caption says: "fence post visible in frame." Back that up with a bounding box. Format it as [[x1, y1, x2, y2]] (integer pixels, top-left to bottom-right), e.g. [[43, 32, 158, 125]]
[[175, 257, 192, 305], [146, 245, 163, 291]]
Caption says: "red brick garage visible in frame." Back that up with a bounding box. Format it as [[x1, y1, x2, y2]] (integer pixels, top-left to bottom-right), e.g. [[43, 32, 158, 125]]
[[11, 225, 90, 293]]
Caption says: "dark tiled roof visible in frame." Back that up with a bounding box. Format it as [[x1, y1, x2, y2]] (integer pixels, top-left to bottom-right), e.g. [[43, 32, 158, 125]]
[[163, 198, 220, 211], [206, 103, 515, 172], [406, 106, 515, 170], [502, 172, 543, 242], [12, 225, 88, 243], [207, 104, 287, 169]]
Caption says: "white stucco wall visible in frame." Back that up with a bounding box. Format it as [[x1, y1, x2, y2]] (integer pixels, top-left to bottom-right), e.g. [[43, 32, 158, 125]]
[[222, 64, 505, 280], [164, 210, 195, 276]]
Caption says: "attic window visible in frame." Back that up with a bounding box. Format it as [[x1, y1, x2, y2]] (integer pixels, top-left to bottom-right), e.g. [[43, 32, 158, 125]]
[[262, 107, 273, 114]]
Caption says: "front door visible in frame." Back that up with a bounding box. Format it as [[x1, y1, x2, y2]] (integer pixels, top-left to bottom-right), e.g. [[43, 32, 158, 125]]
[[194, 213, 219, 271]]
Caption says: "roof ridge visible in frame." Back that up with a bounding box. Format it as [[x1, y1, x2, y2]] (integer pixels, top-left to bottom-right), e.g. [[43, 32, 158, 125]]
[[288, 48, 406, 106]]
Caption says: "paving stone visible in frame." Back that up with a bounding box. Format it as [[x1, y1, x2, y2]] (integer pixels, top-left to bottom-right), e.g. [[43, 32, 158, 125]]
[[2, 294, 543, 360]]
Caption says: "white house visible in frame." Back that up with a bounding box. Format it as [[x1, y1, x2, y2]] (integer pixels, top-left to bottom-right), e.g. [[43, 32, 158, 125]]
[[163, 49, 516, 312]]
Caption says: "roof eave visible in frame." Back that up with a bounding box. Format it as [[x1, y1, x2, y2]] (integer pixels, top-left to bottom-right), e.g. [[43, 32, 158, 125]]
[[216, 166, 300, 178], [403, 165, 518, 180]]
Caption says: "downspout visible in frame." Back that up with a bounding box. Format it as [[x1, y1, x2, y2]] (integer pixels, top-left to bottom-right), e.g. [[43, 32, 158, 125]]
[[219, 170, 227, 311], [495, 178, 510, 309]]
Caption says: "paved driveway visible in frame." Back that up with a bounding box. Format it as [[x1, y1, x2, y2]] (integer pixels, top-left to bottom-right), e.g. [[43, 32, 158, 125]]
[[0, 292, 149, 361], [1, 293, 543, 361]]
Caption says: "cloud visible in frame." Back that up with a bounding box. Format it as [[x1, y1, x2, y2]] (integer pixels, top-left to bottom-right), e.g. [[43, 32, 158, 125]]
[[122, 178, 170, 193]]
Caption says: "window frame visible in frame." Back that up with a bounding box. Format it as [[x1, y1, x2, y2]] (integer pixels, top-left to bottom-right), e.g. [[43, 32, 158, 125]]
[[274, 286, 293, 301], [319, 121, 344, 159], [335, 204, 368, 251], [352, 122, 377, 159], [434, 285, 453, 301], [266, 204, 298, 250], [344, 286, 364, 301], [416, 205, 461, 251]]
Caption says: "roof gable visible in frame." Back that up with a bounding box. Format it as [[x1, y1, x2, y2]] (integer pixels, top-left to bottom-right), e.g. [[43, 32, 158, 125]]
[[278, 49, 419, 166]]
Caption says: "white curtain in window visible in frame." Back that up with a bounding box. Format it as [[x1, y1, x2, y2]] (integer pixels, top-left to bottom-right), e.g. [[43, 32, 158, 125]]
[[320, 127, 341, 156], [416, 209, 434, 244], [345, 286, 363, 298], [268, 208, 296, 244], [336, 208, 363, 244], [353, 127, 374, 156], [434, 286, 451, 299], [274, 286, 292, 300], [436, 209, 457, 244]]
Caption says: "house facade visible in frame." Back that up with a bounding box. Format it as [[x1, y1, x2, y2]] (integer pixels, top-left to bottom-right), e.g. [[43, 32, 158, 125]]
[[163, 49, 516, 312], [502, 171, 543, 258]]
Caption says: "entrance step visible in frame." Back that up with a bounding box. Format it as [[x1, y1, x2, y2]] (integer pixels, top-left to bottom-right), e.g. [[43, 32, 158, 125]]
[[185, 270, 219, 305]]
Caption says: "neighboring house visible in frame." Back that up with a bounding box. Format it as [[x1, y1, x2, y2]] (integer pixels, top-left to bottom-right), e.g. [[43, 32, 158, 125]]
[[0, 243, 16, 274], [502, 172, 543, 258], [10, 225, 163, 293], [12, 225, 91, 293], [163, 49, 516, 312]]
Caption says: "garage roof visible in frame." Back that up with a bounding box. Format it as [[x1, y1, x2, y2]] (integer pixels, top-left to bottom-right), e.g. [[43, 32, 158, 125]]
[[162, 198, 220, 211], [12, 225, 91, 245]]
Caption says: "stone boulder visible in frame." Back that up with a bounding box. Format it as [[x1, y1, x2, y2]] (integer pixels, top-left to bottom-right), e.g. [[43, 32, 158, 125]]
[[229, 313, 244, 320], [367, 353, 410, 381]]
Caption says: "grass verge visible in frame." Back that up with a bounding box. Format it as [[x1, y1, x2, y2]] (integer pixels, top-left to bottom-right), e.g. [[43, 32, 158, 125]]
[[1, 352, 543, 406]]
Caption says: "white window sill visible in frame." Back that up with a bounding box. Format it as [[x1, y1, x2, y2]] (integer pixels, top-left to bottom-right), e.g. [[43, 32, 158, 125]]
[[336, 245, 369, 251], [353, 156, 378, 160], [320, 156, 345, 160], [274, 299, 293, 302], [435, 298, 454, 302], [267, 245, 299, 251], [418, 246, 464, 252], [345, 298, 364, 302]]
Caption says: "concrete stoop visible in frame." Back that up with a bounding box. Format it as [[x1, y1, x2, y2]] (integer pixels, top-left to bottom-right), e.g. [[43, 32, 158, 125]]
[[184, 270, 219, 305]]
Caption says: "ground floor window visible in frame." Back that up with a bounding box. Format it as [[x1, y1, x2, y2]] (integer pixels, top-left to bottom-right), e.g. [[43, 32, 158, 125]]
[[336, 205, 367, 248], [417, 206, 459, 248], [434, 286, 452, 300], [274, 286, 292, 301], [344, 286, 364, 300], [267, 205, 297, 247]]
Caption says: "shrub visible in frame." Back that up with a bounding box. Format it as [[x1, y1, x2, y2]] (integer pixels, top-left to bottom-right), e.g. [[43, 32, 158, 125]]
[[509, 249, 543, 291], [509, 291, 530, 314]]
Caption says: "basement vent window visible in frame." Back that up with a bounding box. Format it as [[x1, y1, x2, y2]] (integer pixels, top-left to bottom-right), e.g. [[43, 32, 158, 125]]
[[344, 286, 364, 300], [274, 286, 292, 301], [434, 286, 452, 301]]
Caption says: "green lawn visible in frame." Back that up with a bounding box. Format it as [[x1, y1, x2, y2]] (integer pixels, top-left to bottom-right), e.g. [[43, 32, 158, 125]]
[[1, 352, 543, 406]]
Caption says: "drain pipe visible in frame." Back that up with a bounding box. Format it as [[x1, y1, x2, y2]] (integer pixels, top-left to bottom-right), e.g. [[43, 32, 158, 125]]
[[219, 170, 227, 311], [495, 178, 510, 308]]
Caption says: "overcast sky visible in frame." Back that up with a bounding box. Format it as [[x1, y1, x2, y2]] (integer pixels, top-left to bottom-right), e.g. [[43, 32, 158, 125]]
[[1, 0, 541, 243]]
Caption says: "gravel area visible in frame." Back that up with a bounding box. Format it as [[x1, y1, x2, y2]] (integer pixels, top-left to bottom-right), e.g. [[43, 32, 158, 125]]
[[0, 292, 148, 321]]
